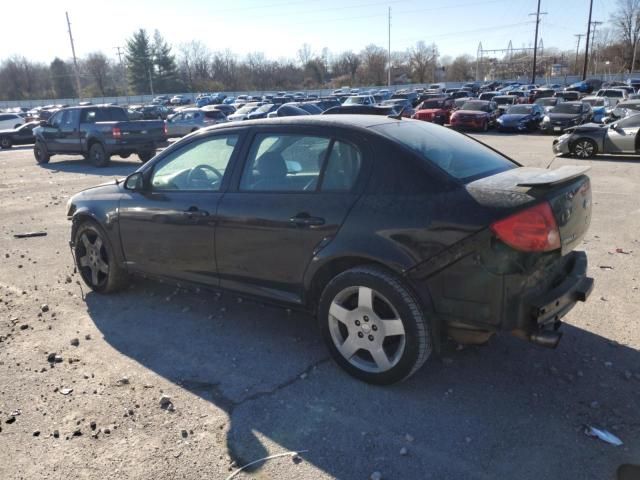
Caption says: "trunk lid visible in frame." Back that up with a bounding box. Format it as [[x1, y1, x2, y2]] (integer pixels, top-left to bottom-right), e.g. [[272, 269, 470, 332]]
[[466, 166, 592, 255]]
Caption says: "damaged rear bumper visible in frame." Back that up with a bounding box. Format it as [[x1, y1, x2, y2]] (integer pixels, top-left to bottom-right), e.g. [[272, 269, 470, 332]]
[[408, 241, 593, 347]]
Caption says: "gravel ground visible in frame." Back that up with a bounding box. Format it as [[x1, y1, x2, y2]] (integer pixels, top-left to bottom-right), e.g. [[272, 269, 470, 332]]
[[0, 134, 639, 480]]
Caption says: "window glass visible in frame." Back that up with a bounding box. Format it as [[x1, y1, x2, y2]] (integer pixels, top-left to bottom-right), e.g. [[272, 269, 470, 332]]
[[49, 111, 63, 128], [321, 141, 361, 191], [371, 121, 516, 183], [151, 135, 238, 191], [240, 134, 330, 192], [617, 114, 640, 128]]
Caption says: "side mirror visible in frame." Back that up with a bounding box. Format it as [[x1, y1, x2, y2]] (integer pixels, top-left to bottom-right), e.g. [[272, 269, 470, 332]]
[[124, 172, 145, 191], [39, 120, 48, 127]]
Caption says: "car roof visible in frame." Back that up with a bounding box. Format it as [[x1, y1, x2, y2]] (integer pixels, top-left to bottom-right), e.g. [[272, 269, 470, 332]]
[[199, 114, 405, 132]]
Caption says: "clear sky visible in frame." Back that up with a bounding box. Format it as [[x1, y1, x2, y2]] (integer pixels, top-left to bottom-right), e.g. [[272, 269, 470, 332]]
[[0, 0, 614, 64]]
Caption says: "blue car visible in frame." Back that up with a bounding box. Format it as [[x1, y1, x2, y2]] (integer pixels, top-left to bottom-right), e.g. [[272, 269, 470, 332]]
[[496, 104, 545, 132], [581, 96, 611, 123], [566, 81, 591, 93]]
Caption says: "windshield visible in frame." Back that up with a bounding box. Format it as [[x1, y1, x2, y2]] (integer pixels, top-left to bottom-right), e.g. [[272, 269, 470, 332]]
[[494, 97, 515, 105], [506, 105, 533, 114], [371, 121, 516, 182], [551, 103, 582, 114], [617, 102, 640, 111], [460, 102, 489, 112], [535, 98, 557, 106], [344, 96, 367, 105], [582, 98, 605, 106], [254, 104, 274, 113], [419, 100, 444, 109], [235, 106, 256, 114]]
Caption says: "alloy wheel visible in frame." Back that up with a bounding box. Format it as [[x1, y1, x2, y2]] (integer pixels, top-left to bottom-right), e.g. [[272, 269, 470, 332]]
[[328, 286, 406, 373], [574, 140, 594, 158], [77, 231, 110, 287]]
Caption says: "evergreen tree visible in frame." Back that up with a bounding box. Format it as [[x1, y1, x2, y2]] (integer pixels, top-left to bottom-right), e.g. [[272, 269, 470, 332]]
[[152, 30, 180, 93], [125, 29, 153, 94], [50, 58, 76, 98]]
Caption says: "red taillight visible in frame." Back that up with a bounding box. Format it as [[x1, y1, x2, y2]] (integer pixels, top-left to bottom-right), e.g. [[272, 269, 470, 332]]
[[490, 202, 561, 252], [163, 121, 168, 136], [112, 126, 121, 139]]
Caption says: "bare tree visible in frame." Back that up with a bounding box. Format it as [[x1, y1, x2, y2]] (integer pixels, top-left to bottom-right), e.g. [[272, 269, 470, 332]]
[[408, 41, 438, 83], [84, 52, 110, 96], [611, 0, 640, 71], [297, 43, 312, 66], [361, 44, 387, 85]]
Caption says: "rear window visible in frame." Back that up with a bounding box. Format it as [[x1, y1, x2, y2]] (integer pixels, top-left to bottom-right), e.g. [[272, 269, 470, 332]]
[[371, 121, 516, 182]]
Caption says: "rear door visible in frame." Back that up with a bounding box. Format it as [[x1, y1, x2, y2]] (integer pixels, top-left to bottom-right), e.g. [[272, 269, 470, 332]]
[[215, 127, 366, 303], [118, 132, 242, 285], [604, 114, 640, 153]]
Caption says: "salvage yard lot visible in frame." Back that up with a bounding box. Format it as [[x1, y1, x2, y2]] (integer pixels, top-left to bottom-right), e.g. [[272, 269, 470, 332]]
[[0, 134, 639, 479]]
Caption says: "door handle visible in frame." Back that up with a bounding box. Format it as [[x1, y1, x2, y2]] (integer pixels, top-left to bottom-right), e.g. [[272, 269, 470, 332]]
[[183, 207, 209, 218], [290, 213, 325, 227]]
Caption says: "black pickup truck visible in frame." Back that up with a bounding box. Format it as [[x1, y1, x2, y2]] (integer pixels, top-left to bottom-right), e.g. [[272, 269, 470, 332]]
[[33, 105, 167, 167]]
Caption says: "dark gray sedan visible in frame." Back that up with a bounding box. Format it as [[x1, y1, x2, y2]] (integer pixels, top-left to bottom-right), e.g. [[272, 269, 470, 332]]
[[552, 112, 640, 158]]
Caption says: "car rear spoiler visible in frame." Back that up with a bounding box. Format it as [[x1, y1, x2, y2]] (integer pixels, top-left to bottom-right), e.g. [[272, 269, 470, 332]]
[[516, 166, 591, 187]]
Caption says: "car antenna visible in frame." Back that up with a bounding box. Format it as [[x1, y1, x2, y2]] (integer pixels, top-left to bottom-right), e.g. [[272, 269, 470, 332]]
[[388, 104, 407, 120]]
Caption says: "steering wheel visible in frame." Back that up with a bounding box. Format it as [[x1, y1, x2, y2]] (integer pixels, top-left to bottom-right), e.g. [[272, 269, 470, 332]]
[[187, 164, 223, 188]]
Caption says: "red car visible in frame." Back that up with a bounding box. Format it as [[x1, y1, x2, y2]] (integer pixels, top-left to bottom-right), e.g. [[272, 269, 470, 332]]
[[449, 100, 499, 131], [412, 98, 455, 125]]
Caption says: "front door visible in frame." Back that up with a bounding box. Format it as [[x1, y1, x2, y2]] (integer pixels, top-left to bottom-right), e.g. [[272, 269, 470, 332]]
[[58, 109, 81, 153], [40, 110, 65, 153], [216, 130, 364, 303], [605, 114, 640, 153], [118, 133, 241, 285]]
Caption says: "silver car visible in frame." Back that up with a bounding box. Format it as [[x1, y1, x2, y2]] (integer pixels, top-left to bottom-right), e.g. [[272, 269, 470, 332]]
[[552, 112, 640, 158], [165, 108, 227, 138]]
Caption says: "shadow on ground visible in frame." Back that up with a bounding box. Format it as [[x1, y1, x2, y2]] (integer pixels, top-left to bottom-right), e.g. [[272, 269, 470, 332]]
[[38, 158, 141, 177], [87, 280, 639, 479]]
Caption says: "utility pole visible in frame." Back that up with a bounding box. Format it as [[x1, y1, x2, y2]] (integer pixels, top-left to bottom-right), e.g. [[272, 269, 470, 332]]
[[574, 34, 584, 74], [632, 38, 639, 74], [582, 0, 593, 80], [529, 0, 546, 84], [114, 46, 127, 94], [114, 46, 124, 65], [65, 11, 82, 100], [590, 20, 602, 75], [387, 7, 391, 87]]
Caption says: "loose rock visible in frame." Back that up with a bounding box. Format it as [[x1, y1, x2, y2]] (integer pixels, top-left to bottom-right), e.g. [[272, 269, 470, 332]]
[[70, 338, 79, 347], [40, 304, 49, 312]]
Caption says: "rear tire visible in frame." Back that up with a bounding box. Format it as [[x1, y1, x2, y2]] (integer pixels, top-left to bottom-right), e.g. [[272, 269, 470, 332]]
[[571, 138, 597, 159], [34, 141, 50, 164], [138, 150, 154, 163], [73, 221, 128, 293], [0, 137, 12, 149], [318, 265, 432, 385], [88, 143, 110, 167]]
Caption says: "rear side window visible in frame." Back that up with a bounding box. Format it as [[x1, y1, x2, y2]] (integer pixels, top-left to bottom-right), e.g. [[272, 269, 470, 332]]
[[205, 110, 225, 120], [321, 141, 361, 191], [371, 121, 516, 183]]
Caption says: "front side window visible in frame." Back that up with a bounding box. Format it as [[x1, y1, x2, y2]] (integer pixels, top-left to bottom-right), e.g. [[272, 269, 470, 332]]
[[151, 135, 239, 191], [240, 134, 330, 192], [49, 111, 63, 128]]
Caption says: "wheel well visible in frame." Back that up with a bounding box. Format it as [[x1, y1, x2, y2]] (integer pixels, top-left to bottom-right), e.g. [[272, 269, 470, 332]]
[[570, 137, 598, 154], [307, 257, 397, 308], [87, 139, 102, 152]]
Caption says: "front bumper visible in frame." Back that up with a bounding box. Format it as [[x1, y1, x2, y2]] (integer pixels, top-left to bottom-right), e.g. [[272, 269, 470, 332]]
[[552, 134, 571, 155], [450, 117, 485, 130]]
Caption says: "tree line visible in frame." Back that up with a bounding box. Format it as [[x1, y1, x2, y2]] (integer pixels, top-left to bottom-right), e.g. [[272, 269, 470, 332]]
[[0, 0, 639, 101]]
